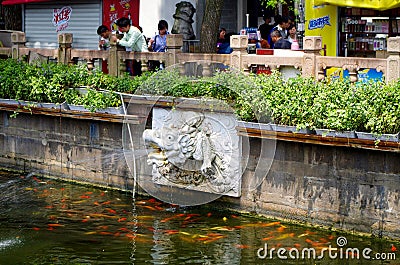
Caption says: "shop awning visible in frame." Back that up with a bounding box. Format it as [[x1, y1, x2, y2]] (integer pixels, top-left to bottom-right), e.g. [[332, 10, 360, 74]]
[[2, 0, 51, 5], [314, 0, 400, 11]]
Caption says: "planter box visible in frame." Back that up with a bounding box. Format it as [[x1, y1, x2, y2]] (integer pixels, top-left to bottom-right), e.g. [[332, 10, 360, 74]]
[[356, 132, 399, 142], [0, 99, 19, 105], [67, 104, 123, 114], [316, 129, 356, 138], [377, 133, 399, 142]]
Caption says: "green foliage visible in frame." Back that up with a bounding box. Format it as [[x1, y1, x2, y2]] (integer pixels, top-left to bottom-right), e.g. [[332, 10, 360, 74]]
[[1, 58, 400, 134], [0, 59, 151, 111]]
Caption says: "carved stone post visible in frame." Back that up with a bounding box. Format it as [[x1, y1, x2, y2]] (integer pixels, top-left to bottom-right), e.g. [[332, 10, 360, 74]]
[[108, 39, 119, 77], [386, 37, 400, 83], [58, 33, 73, 65], [11, 32, 26, 60], [166, 34, 183, 68], [230, 35, 248, 71], [302, 36, 322, 78]]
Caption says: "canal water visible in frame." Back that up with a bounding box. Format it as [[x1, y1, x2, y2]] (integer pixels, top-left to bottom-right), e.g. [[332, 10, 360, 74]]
[[0, 170, 397, 264]]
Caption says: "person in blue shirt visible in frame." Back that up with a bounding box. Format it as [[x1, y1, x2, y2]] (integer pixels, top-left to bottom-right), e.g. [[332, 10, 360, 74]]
[[148, 20, 169, 71], [148, 20, 169, 52]]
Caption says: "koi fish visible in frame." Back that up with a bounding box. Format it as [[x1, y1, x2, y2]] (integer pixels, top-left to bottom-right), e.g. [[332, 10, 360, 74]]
[[165, 230, 179, 235], [106, 208, 117, 214], [276, 225, 286, 232], [298, 233, 309, 238], [99, 231, 113, 235], [201, 235, 226, 244], [90, 213, 118, 219], [80, 195, 90, 199], [32, 227, 40, 231], [261, 221, 281, 227], [160, 213, 185, 223], [209, 226, 233, 231], [276, 233, 295, 240], [47, 223, 64, 227], [262, 236, 274, 241], [391, 244, 397, 252], [235, 244, 250, 249], [118, 217, 127, 222], [84, 231, 97, 235], [142, 205, 158, 211]]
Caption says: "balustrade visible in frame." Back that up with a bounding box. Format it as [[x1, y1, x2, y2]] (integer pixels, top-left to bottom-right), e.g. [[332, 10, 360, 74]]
[[1, 30, 400, 83]]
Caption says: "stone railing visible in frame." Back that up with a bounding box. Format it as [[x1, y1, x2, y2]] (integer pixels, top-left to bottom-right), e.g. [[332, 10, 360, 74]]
[[1, 31, 400, 83]]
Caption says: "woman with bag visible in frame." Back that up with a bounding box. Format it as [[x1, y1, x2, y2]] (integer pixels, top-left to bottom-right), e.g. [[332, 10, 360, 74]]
[[148, 20, 169, 70]]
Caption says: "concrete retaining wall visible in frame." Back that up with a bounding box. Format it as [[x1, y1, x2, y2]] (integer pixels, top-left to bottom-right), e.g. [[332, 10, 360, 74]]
[[0, 105, 399, 240]]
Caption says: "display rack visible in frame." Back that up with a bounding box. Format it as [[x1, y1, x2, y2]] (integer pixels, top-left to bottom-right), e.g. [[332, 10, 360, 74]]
[[339, 7, 400, 57]]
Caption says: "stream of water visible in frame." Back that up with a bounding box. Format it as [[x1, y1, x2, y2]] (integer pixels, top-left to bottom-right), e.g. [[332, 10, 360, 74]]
[[0, 170, 397, 264]]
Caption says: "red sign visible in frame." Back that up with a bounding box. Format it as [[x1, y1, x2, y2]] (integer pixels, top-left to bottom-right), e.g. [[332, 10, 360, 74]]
[[102, 0, 140, 31], [52, 6, 72, 32]]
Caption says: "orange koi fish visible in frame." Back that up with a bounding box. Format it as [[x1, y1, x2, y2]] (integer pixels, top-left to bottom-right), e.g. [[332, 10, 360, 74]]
[[99, 231, 113, 235], [47, 223, 64, 227], [261, 221, 281, 227], [391, 244, 397, 252], [262, 236, 274, 241], [293, 243, 301, 249], [276, 225, 286, 232], [142, 205, 158, 211], [106, 208, 117, 214], [165, 230, 179, 235], [236, 244, 250, 249], [160, 213, 185, 223]]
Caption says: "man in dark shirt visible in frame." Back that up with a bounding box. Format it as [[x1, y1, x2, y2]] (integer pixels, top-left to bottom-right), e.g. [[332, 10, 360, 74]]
[[258, 15, 273, 48], [270, 30, 291, 49]]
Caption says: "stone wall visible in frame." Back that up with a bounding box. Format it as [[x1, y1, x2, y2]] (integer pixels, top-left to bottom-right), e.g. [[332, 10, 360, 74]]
[[0, 107, 399, 239]]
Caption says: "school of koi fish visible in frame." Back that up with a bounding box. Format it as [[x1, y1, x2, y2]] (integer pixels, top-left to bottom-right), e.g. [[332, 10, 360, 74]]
[[0, 171, 397, 264]]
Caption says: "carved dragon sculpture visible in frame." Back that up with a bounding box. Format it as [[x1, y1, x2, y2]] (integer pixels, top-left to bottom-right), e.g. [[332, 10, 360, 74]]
[[143, 113, 234, 194]]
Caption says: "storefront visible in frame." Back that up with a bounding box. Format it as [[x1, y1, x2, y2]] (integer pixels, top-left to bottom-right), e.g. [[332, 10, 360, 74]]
[[1, 0, 141, 49], [307, 0, 400, 57]]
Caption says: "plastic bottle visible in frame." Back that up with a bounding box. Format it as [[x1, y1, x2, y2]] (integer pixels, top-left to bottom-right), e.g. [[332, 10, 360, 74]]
[[291, 39, 300, 50]]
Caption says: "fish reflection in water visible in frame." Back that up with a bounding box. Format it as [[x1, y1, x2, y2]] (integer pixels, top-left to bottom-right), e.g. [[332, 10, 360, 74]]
[[0, 171, 398, 264]]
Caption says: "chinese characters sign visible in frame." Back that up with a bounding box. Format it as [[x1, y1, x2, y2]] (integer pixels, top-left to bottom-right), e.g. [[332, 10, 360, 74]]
[[102, 0, 139, 31], [52, 6, 72, 32]]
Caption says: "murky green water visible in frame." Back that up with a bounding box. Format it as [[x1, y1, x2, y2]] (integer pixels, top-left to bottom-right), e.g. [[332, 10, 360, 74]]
[[0, 170, 397, 264]]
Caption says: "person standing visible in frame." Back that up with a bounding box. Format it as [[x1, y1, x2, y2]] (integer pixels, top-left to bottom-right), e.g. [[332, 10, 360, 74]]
[[268, 16, 290, 48], [110, 17, 148, 75], [111, 17, 148, 52], [148, 20, 169, 71], [287, 24, 297, 43], [216, 27, 226, 52], [258, 15, 273, 49], [96, 25, 114, 73]]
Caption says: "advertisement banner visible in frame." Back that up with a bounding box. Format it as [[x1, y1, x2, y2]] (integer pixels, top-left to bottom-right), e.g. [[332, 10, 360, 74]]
[[305, 2, 338, 56], [102, 0, 140, 32]]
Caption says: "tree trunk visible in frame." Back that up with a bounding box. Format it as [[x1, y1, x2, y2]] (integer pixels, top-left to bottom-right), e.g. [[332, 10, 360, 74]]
[[199, 0, 224, 53], [1, 4, 22, 30]]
